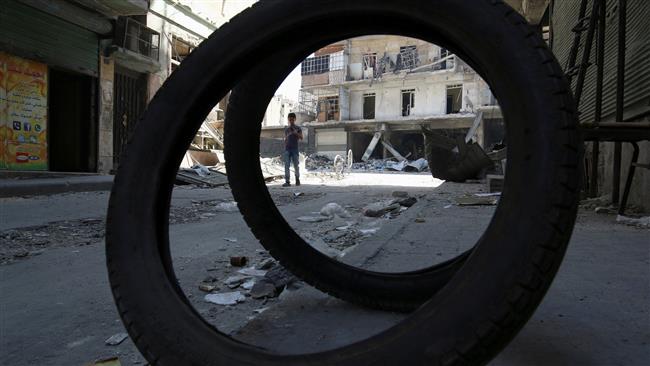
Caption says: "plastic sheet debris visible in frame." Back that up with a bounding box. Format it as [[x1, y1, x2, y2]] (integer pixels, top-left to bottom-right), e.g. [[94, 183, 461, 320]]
[[204, 291, 246, 305], [616, 215, 650, 228], [237, 267, 268, 277], [105, 333, 128, 346], [319, 202, 351, 218], [224, 275, 250, 288], [256, 258, 275, 270], [297, 215, 330, 223], [214, 201, 238, 212], [455, 195, 498, 206], [253, 307, 270, 314], [359, 228, 379, 235]]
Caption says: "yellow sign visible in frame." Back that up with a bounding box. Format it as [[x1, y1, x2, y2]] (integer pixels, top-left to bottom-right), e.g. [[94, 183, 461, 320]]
[[0, 52, 48, 170]]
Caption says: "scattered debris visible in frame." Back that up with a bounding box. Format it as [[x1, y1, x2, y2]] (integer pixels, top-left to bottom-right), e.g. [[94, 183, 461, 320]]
[[595, 206, 617, 215], [393, 196, 417, 207], [253, 307, 270, 314], [616, 215, 650, 228], [297, 215, 330, 223], [423, 127, 493, 182], [224, 275, 250, 288], [392, 191, 409, 198], [176, 167, 229, 187], [256, 258, 275, 270], [363, 200, 401, 217], [205, 291, 246, 305], [90, 357, 122, 366], [319, 202, 351, 218], [415, 218, 426, 223], [294, 192, 304, 197], [241, 279, 256, 290], [199, 283, 218, 292], [229, 256, 248, 267], [237, 267, 268, 277], [105, 333, 128, 346], [214, 201, 238, 212], [359, 228, 379, 235], [486, 174, 504, 193], [223, 237, 238, 242], [455, 195, 498, 206], [250, 281, 278, 299]]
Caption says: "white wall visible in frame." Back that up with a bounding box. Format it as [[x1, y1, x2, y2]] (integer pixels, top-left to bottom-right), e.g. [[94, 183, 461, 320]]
[[347, 72, 486, 120]]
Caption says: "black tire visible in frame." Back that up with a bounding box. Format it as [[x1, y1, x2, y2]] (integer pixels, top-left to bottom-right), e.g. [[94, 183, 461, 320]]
[[106, 1, 581, 365], [224, 42, 471, 312]]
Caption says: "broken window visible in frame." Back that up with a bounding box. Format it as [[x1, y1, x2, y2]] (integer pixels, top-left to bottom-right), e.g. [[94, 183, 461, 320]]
[[398, 45, 418, 70], [446, 84, 462, 114], [301, 55, 330, 75], [362, 53, 377, 70], [317, 96, 340, 121], [401, 89, 415, 117], [363, 93, 375, 119]]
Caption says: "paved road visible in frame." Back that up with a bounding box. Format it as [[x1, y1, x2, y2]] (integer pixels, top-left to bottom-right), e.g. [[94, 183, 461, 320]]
[[1, 175, 648, 365]]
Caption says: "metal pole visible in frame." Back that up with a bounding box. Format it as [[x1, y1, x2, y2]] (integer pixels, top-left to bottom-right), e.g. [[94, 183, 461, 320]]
[[612, 0, 626, 204], [566, 0, 590, 85], [590, 0, 607, 198]]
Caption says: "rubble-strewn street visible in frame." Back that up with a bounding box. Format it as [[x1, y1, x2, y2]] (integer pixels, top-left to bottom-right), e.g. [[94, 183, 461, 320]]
[[1, 172, 648, 365]]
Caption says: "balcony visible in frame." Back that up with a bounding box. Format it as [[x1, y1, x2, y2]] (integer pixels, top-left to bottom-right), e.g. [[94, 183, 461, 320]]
[[109, 17, 162, 73]]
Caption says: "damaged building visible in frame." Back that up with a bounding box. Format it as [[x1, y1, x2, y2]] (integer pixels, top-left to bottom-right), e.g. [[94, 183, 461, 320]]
[[259, 36, 502, 162]]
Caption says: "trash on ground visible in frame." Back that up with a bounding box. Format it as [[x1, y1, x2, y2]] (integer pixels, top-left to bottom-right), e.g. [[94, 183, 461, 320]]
[[105, 333, 128, 346], [455, 195, 498, 206], [256, 258, 275, 270], [198, 283, 218, 292], [241, 279, 256, 290], [415, 218, 426, 223], [204, 291, 246, 305], [224, 275, 250, 288], [422, 127, 492, 182], [176, 167, 229, 187], [237, 267, 267, 277], [393, 196, 417, 207], [595, 206, 617, 214], [474, 192, 501, 197], [90, 357, 122, 366], [253, 307, 270, 314], [223, 237, 238, 242], [229, 256, 248, 267], [616, 215, 650, 228], [294, 192, 304, 197], [363, 200, 401, 217], [359, 228, 379, 235], [319, 202, 351, 218], [297, 215, 330, 223], [250, 280, 278, 299], [214, 201, 238, 212]]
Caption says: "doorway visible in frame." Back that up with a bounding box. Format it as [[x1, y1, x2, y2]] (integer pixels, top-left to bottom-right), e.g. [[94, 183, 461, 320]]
[[48, 68, 97, 172], [446, 84, 462, 114]]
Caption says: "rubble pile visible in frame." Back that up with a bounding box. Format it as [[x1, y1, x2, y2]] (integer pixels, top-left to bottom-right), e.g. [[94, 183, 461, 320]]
[[351, 158, 429, 172], [305, 154, 334, 171]]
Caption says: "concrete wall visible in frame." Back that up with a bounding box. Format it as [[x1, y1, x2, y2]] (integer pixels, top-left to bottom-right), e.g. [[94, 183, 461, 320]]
[[97, 54, 115, 173], [348, 73, 487, 121]]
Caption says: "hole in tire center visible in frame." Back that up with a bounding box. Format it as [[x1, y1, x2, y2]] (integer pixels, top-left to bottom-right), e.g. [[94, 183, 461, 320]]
[[169, 35, 505, 355]]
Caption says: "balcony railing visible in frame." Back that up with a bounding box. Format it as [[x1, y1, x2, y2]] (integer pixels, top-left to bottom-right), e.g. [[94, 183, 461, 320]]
[[115, 17, 160, 60]]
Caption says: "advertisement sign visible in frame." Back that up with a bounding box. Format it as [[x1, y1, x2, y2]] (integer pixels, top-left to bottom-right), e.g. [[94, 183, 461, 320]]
[[0, 52, 48, 170]]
